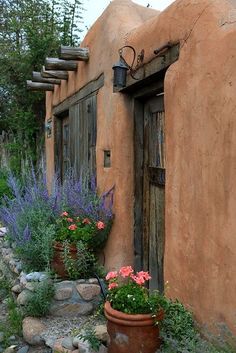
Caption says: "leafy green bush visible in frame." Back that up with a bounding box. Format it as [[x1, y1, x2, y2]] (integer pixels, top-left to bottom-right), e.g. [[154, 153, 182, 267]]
[[63, 241, 98, 280], [78, 327, 101, 352], [24, 280, 55, 317], [0, 174, 12, 204], [159, 300, 236, 353], [161, 300, 196, 344], [0, 278, 23, 348], [15, 222, 56, 272]]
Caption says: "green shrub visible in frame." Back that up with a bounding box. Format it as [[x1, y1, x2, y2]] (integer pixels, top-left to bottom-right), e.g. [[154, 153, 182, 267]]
[[24, 280, 55, 317], [15, 223, 56, 272], [0, 278, 23, 348], [63, 241, 98, 280], [159, 300, 236, 353], [78, 327, 101, 352], [161, 300, 196, 344], [0, 177, 12, 203]]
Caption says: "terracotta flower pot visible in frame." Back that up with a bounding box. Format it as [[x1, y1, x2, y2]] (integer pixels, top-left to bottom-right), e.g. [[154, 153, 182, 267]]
[[104, 301, 164, 353], [51, 241, 77, 279]]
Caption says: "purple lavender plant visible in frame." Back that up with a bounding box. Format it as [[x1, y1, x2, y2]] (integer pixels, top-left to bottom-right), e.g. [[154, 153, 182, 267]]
[[0, 166, 114, 255]]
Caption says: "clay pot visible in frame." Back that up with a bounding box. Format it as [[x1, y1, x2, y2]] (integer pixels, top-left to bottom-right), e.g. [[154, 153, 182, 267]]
[[51, 241, 77, 279], [104, 301, 164, 353]]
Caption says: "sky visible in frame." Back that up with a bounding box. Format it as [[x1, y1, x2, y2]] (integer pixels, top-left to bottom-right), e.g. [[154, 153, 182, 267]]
[[81, 0, 175, 39]]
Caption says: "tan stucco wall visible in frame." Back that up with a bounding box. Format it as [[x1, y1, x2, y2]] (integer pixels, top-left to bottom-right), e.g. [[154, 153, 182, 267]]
[[45, 0, 236, 332]]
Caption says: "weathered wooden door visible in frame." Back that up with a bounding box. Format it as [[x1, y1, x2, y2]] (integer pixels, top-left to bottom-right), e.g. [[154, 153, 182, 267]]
[[55, 94, 97, 182], [143, 94, 165, 292]]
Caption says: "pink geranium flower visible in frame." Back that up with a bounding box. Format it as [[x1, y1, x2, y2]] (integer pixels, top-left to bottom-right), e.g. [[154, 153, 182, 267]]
[[61, 211, 68, 217], [66, 218, 73, 223], [82, 218, 91, 224], [131, 274, 145, 285], [137, 271, 151, 281], [106, 271, 118, 281], [119, 266, 134, 278], [108, 282, 118, 290], [68, 224, 77, 231], [96, 221, 105, 229]]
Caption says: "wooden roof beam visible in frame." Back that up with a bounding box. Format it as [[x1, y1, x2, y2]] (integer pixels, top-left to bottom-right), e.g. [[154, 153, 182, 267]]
[[26, 80, 54, 91], [32, 72, 61, 85], [59, 45, 89, 61], [41, 66, 69, 80], [45, 58, 77, 71]]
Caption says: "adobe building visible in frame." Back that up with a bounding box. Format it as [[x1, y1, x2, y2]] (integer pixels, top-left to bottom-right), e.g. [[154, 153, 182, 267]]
[[41, 0, 236, 333]]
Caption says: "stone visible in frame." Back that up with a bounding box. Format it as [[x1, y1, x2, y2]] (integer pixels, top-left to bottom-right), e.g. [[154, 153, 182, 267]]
[[0, 227, 7, 236], [17, 346, 29, 353], [39, 274, 49, 282], [72, 336, 80, 348], [54, 286, 73, 301], [25, 272, 41, 281], [76, 284, 101, 301], [94, 325, 108, 343], [76, 339, 107, 353], [88, 278, 98, 284], [44, 336, 57, 349], [50, 302, 93, 317], [61, 337, 74, 350], [3, 346, 17, 353], [25, 283, 38, 292], [15, 262, 22, 273], [28, 348, 51, 353], [52, 339, 74, 353], [76, 339, 90, 353], [22, 317, 46, 345], [11, 285, 22, 294], [16, 290, 32, 305], [8, 337, 16, 342]]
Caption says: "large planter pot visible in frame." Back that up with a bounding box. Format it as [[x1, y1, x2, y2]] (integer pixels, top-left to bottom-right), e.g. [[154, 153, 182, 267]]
[[104, 301, 164, 353], [51, 241, 77, 279]]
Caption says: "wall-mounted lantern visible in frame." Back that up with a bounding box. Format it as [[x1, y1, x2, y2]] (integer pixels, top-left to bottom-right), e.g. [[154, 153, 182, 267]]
[[45, 119, 52, 138], [112, 46, 144, 90], [112, 57, 129, 89]]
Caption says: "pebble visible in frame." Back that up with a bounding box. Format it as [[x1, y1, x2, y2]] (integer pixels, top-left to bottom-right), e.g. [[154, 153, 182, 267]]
[[61, 337, 74, 350], [16, 346, 29, 353], [3, 345, 17, 353]]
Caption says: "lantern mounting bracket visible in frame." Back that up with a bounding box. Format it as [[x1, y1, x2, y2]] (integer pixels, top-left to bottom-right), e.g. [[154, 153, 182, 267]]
[[118, 45, 144, 80]]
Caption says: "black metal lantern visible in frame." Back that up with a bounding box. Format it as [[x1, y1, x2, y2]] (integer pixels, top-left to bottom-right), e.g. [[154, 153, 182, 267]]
[[112, 56, 129, 89]]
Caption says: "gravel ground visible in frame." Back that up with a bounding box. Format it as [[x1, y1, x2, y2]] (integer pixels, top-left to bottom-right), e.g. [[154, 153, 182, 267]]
[[40, 315, 89, 342]]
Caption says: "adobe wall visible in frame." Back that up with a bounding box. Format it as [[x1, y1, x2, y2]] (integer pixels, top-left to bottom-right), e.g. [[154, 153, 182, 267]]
[[45, 0, 236, 332]]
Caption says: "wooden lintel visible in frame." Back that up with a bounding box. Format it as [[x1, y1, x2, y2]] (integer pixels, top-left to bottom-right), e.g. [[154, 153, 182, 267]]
[[32, 72, 61, 85], [41, 66, 69, 80], [45, 58, 77, 71], [53, 73, 104, 115], [26, 80, 54, 91], [119, 43, 180, 93], [59, 46, 89, 61]]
